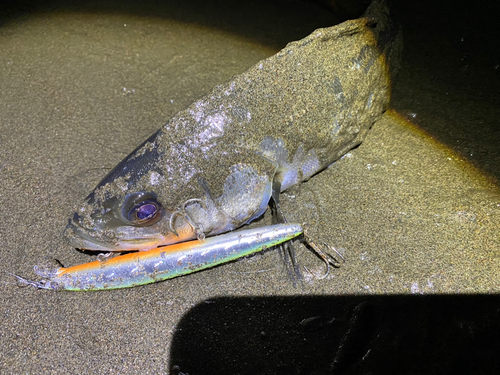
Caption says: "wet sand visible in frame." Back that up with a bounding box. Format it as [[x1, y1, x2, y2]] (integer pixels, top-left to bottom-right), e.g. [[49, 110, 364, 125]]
[[1, 0, 499, 373]]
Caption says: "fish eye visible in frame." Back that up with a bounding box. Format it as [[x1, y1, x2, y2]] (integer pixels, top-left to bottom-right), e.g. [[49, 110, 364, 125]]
[[128, 200, 159, 222], [121, 191, 162, 226]]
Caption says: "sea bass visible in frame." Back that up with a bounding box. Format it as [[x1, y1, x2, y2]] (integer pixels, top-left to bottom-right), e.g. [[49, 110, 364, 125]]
[[63, 0, 401, 253]]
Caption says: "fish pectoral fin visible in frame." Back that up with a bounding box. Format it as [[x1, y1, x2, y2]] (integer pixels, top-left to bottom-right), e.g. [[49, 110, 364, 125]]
[[270, 179, 303, 284]]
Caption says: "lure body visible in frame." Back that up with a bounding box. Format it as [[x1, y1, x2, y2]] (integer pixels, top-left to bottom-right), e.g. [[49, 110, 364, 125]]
[[28, 224, 303, 291]]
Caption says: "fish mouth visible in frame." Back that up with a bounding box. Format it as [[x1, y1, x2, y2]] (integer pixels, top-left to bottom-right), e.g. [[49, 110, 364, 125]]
[[63, 219, 168, 252]]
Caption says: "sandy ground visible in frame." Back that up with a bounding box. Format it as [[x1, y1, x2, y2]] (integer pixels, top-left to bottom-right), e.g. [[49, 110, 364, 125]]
[[1, 0, 499, 373]]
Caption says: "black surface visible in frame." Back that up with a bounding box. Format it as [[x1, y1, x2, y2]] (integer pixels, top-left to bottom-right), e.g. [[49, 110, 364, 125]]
[[390, 0, 500, 183], [170, 295, 500, 375]]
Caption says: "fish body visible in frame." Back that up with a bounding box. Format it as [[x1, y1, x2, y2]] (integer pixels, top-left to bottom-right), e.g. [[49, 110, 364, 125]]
[[64, 0, 401, 252], [26, 224, 303, 291]]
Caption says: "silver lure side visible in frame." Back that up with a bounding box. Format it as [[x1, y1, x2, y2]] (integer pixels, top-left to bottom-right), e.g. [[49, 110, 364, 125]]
[[22, 224, 304, 291], [64, 0, 401, 252]]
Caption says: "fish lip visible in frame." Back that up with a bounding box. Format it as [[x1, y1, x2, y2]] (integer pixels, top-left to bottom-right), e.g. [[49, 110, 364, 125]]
[[63, 221, 118, 251], [63, 220, 164, 251]]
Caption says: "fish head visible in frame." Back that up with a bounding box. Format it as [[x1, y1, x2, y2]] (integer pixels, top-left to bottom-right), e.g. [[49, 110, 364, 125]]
[[63, 133, 196, 251], [63, 189, 194, 252]]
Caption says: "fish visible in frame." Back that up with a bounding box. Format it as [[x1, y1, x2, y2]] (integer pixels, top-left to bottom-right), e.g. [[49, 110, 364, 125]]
[[62, 0, 401, 273]]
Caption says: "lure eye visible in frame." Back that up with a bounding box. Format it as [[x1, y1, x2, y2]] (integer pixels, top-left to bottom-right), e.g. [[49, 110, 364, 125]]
[[122, 191, 162, 226]]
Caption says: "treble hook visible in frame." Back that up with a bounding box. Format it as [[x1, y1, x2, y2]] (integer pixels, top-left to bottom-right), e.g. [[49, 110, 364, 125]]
[[302, 224, 345, 279], [9, 272, 50, 290], [169, 198, 206, 240]]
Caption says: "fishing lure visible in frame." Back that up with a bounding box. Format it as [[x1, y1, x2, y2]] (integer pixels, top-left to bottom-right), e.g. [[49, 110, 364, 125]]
[[14, 223, 341, 291]]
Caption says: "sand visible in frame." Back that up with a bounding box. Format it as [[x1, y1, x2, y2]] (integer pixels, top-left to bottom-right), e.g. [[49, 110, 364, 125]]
[[1, 0, 499, 373]]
